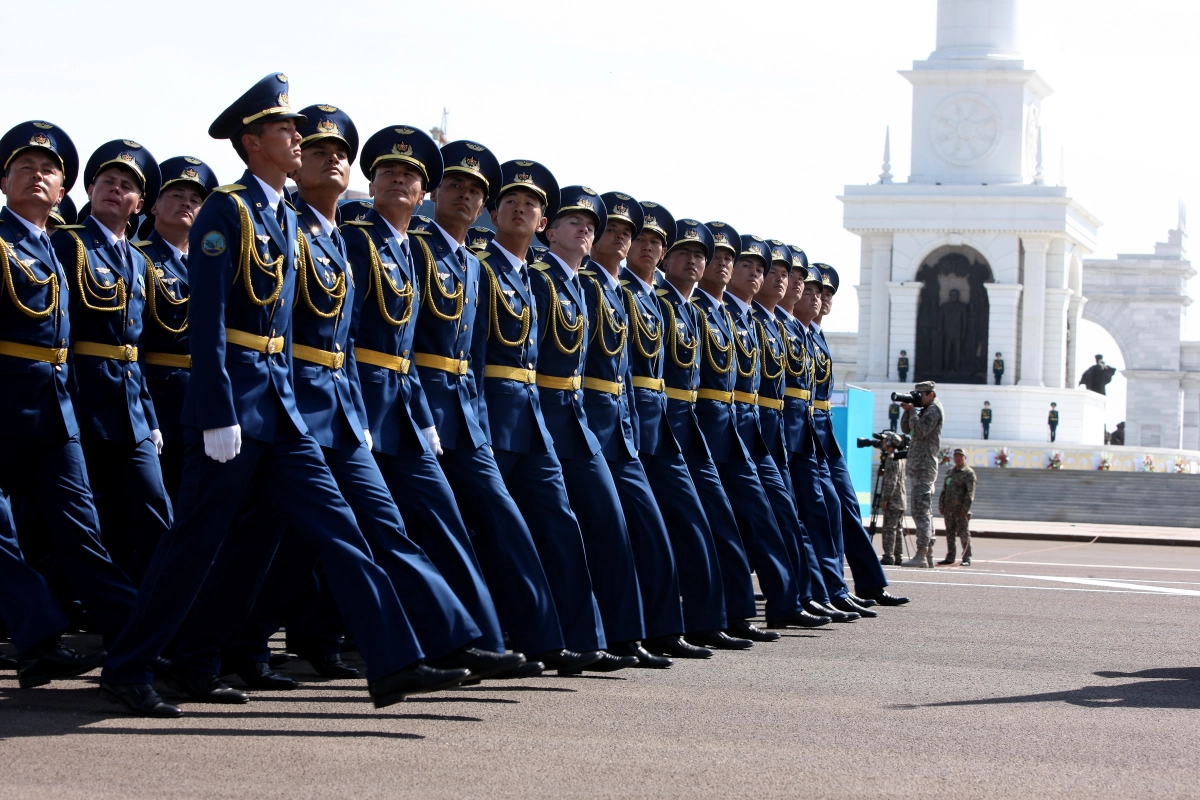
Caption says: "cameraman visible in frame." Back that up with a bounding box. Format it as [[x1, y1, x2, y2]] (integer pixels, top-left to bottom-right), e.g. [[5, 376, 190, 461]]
[[900, 381, 943, 568], [877, 433, 906, 565]]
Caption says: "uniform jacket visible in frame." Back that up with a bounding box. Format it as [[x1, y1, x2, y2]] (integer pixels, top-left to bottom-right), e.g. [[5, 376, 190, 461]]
[[724, 296, 769, 459], [689, 289, 748, 465], [410, 226, 488, 451], [901, 398, 944, 476], [880, 453, 906, 512], [134, 229, 190, 441], [749, 300, 787, 462], [53, 215, 157, 442], [654, 276, 710, 460], [808, 323, 842, 461], [343, 209, 435, 457], [775, 308, 822, 460], [939, 464, 976, 514], [182, 170, 307, 442], [529, 254, 601, 459], [580, 267, 637, 460], [476, 240, 552, 454], [0, 207, 78, 441], [620, 267, 678, 457]]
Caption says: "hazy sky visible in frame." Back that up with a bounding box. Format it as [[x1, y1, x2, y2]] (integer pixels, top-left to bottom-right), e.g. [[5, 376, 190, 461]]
[[4, 0, 1195, 371]]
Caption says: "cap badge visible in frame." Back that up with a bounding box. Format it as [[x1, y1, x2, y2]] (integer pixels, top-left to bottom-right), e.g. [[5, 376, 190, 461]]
[[514, 172, 532, 183], [683, 229, 700, 240], [792, 256, 805, 267], [317, 105, 338, 113], [276, 73, 288, 82], [751, 245, 764, 256], [182, 168, 199, 180], [514, 160, 534, 167], [752, 235, 764, 242], [681, 219, 698, 225], [29, 133, 50, 147], [392, 142, 413, 156], [117, 152, 136, 163], [710, 221, 725, 228], [277, 92, 289, 107], [643, 202, 658, 208], [461, 156, 480, 170], [317, 119, 340, 135], [644, 215, 657, 228], [614, 193, 631, 201], [465, 142, 485, 152], [395, 127, 415, 135], [32, 121, 53, 130], [581, 186, 596, 195], [713, 233, 729, 245], [471, 237, 488, 249], [612, 203, 629, 215], [576, 197, 595, 211], [184, 156, 201, 164], [772, 248, 784, 259], [122, 140, 141, 149]]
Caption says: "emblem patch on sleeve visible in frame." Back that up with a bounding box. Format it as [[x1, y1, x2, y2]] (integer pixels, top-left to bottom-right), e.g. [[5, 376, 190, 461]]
[[201, 231, 226, 256]]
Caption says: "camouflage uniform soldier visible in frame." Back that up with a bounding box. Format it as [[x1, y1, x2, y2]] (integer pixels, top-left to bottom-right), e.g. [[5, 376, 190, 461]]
[[877, 433, 906, 565], [901, 381, 943, 568], [938, 448, 976, 566]]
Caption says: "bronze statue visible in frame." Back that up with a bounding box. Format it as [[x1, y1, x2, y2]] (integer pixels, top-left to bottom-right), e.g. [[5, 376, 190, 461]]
[[1080, 354, 1117, 395]]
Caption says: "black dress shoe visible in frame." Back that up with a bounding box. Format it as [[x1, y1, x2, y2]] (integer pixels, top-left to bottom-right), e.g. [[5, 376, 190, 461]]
[[856, 588, 911, 606], [609, 641, 672, 669], [165, 668, 249, 704], [575, 651, 639, 674], [937, 556, 955, 566], [849, 593, 879, 608], [100, 681, 183, 718], [532, 649, 604, 672], [686, 630, 753, 650], [0, 655, 16, 670], [804, 599, 858, 622], [368, 663, 471, 708], [234, 661, 297, 690], [493, 659, 545, 679], [430, 646, 526, 681], [766, 610, 832, 629], [298, 651, 359, 679], [17, 643, 105, 688], [728, 619, 782, 641], [831, 596, 878, 618], [644, 635, 713, 659]]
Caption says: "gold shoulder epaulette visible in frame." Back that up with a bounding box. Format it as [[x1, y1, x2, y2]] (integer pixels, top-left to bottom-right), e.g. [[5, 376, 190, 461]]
[[131, 240, 152, 247], [409, 228, 432, 236], [619, 279, 630, 286], [655, 288, 669, 296], [54, 224, 85, 230], [579, 269, 596, 276], [213, 184, 246, 194], [283, 198, 298, 211], [343, 219, 372, 227], [530, 263, 551, 272]]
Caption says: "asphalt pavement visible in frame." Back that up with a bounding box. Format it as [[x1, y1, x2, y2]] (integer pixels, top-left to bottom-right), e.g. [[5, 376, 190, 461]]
[[3, 537, 1199, 799]]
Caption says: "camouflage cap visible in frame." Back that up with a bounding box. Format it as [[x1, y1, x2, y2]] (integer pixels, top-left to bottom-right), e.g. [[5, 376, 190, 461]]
[[915, 381, 936, 392], [953, 448, 965, 456]]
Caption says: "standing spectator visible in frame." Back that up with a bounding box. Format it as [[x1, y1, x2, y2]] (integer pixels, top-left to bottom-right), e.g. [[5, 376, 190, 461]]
[[980, 401, 992, 440], [1048, 403, 1059, 442], [896, 350, 909, 383], [900, 381, 943, 568], [888, 402, 900, 432], [992, 352, 1004, 385], [938, 449, 976, 566]]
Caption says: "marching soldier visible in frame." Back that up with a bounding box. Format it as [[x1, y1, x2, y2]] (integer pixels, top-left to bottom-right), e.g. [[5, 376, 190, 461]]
[[937, 448, 976, 566], [52, 139, 172, 584], [99, 74, 471, 718], [981, 401, 992, 439], [993, 352, 1003, 385], [896, 349, 908, 382], [133, 155, 220, 502]]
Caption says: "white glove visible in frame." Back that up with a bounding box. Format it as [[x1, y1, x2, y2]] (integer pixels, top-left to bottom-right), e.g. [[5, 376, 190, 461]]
[[203, 424, 242, 463], [421, 425, 444, 455], [363, 429, 374, 451], [149, 428, 164, 455]]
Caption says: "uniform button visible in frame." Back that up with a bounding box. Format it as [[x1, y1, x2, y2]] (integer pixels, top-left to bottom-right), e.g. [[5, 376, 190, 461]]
[[126, 370, 132, 378], [335, 343, 342, 351], [528, 337, 534, 345], [462, 324, 468, 331], [54, 365, 62, 372], [334, 374, 341, 381], [402, 350, 408, 356], [527, 362, 534, 369], [459, 351, 464, 357]]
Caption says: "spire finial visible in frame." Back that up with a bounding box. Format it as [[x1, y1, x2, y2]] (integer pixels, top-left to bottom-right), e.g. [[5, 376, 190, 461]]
[[879, 126, 893, 185], [1032, 125, 1044, 185]]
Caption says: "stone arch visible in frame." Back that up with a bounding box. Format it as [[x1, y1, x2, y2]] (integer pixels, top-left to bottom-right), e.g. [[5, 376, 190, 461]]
[[1079, 303, 1135, 368], [914, 245, 995, 384], [906, 235, 1002, 283]]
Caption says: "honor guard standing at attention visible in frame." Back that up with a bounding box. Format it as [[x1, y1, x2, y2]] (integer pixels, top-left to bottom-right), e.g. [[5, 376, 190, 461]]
[[993, 352, 1003, 385], [528, 185, 648, 669], [621, 201, 725, 659], [897, 350, 908, 382], [414, 141, 607, 673], [52, 139, 171, 584], [575, 189, 686, 666], [100, 74, 471, 718], [133, 156, 220, 502], [889, 401, 900, 432], [1048, 402, 1059, 442], [0, 121, 138, 686], [980, 401, 992, 439]]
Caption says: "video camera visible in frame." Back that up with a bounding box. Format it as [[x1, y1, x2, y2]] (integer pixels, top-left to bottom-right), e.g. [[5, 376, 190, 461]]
[[890, 390, 922, 405], [856, 430, 909, 459]]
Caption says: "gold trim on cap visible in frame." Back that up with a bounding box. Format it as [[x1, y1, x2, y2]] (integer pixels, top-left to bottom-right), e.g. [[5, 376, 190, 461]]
[[497, 180, 548, 204], [241, 105, 293, 126], [94, 156, 145, 187], [4, 146, 65, 174], [369, 154, 429, 182]]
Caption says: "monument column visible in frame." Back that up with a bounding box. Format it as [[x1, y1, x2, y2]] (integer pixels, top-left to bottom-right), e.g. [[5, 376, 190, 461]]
[[1043, 288, 1073, 388], [1065, 294, 1087, 391], [983, 282, 1021, 385], [1019, 234, 1050, 386], [865, 234, 893, 381], [888, 282, 922, 382]]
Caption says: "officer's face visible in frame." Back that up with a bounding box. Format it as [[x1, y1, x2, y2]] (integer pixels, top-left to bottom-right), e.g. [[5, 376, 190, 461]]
[[593, 218, 634, 262], [953, 452, 966, 468], [627, 231, 665, 272], [729, 256, 765, 297], [370, 161, 426, 214], [799, 281, 822, 316], [1, 150, 65, 211], [432, 173, 487, 228], [782, 271, 803, 306], [703, 248, 735, 287], [663, 243, 706, 283], [757, 262, 788, 303], [246, 120, 303, 172], [151, 184, 204, 230], [490, 187, 546, 239], [820, 287, 833, 315], [87, 165, 144, 224], [294, 139, 350, 194], [545, 211, 596, 259]]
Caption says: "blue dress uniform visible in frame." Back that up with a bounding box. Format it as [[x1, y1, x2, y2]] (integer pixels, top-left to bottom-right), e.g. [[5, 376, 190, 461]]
[[0, 492, 73, 656], [655, 220, 757, 622], [51, 140, 172, 584], [807, 264, 890, 596], [102, 76, 426, 702], [134, 156, 220, 503], [411, 141, 582, 656], [580, 191, 684, 642], [0, 122, 136, 646]]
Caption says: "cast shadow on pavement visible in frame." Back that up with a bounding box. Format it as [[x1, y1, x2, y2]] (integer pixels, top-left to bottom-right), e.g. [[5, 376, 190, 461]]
[[898, 667, 1200, 710]]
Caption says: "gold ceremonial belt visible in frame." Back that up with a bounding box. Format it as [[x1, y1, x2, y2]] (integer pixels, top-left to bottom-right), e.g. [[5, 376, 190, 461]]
[[756, 395, 785, 411], [732, 390, 758, 405], [536, 374, 582, 391], [811, 399, 832, 411], [583, 377, 624, 396], [293, 344, 346, 370], [696, 389, 734, 404], [0, 340, 68, 364], [664, 386, 698, 403], [226, 328, 284, 355], [75, 341, 138, 362], [354, 347, 410, 374], [484, 365, 536, 384], [414, 352, 469, 376], [631, 376, 665, 392], [143, 352, 191, 369], [784, 387, 811, 401]]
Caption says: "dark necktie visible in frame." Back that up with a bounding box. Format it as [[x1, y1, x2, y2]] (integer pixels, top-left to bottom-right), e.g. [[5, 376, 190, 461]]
[[180, 252, 188, 268], [331, 227, 347, 260], [275, 202, 286, 229], [400, 238, 412, 271], [455, 246, 467, 271]]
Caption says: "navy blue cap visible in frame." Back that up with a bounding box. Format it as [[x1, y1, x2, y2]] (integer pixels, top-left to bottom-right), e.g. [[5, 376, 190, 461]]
[[786, 244, 809, 278], [297, 104, 359, 165], [49, 194, 77, 227], [528, 244, 550, 265], [360, 124, 442, 188], [814, 263, 838, 292], [495, 159, 559, 218], [467, 226, 495, 252], [339, 199, 373, 222], [738, 234, 770, 266], [441, 140, 501, 199], [705, 221, 740, 258], [804, 263, 824, 284], [765, 239, 788, 265], [0, 121, 80, 192], [408, 215, 436, 235], [209, 72, 306, 140], [84, 139, 161, 209], [638, 201, 675, 247], [668, 218, 714, 259], [158, 156, 219, 198], [542, 185, 606, 246], [600, 191, 643, 238]]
